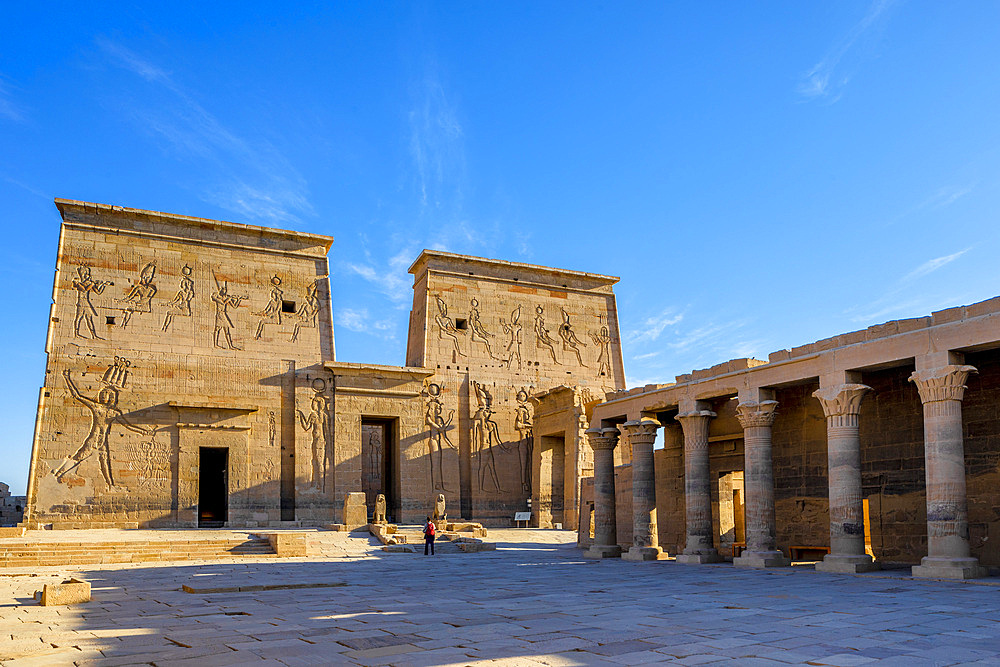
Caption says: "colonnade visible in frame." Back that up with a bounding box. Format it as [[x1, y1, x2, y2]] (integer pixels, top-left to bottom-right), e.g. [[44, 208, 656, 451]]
[[584, 360, 987, 579]]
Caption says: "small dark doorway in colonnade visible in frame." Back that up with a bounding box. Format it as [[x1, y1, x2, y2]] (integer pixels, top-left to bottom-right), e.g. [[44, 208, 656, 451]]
[[539, 434, 566, 528], [198, 447, 229, 527], [362, 418, 398, 521], [718, 470, 745, 557]]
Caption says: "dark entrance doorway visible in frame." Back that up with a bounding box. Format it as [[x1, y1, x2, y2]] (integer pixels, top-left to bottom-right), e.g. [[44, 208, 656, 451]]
[[361, 418, 397, 521], [199, 447, 229, 527]]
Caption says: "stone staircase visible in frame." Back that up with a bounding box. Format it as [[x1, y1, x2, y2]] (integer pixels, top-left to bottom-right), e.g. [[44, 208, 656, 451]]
[[0, 534, 277, 568]]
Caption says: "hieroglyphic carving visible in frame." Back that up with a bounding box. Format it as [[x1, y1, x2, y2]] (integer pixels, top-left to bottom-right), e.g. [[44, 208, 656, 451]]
[[469, 298, 497, 359], [161, 265, 195, 332], [72, 266, 112, 339], [121, 262, 157, 328], [515, 388, 534, 493], [590, 325, 612, 378], [472, 381, 505, 493], [53, 357, 151, 489], [558, 308, 587, 366], [211, 274, 247, 350], [297, 377, 331, 491], [424, 382, 454, 491], [254, 276, 283, 340], [500, 306, 523, 370], [362, 424, 384, 496], [121, 431, 168, 491], [290, 280, 321, 342], [534, 305, 559, 364], [434, 296, 464, 357]]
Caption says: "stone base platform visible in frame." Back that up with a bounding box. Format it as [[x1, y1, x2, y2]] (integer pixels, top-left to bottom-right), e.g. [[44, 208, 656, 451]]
[[676, 552, 722, 564], [815, 554, 879, 574], [912, 557, 988, 580], [733, 550, 791, 569], [622, 546, 663, 561], [583, 545, 621, 559]]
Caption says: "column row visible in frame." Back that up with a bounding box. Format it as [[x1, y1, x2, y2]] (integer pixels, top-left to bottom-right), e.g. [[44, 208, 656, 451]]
[[584, 363, 985, 579]]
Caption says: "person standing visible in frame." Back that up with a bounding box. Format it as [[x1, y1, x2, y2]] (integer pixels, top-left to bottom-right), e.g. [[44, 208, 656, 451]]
[[423, 516, 436, 556]]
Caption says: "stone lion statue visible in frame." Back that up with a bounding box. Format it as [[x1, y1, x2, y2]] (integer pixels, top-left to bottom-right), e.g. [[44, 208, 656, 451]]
[[433, 493, 446, 522], [374, 493, 387, 524]]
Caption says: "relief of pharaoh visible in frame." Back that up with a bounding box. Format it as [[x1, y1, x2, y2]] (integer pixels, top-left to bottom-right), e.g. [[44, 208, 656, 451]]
[[53, 357, 151, 490]]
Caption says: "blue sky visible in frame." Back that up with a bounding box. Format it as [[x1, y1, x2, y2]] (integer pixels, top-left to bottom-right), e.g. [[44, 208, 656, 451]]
[[2, 2, 1000, 494]]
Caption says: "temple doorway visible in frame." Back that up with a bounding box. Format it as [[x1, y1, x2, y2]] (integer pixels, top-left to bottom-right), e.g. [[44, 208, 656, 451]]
[[198, 447, 229, 527], [718, 470, 745, 557], [362, 419, 396, 521], [539, 434, 566, 528]]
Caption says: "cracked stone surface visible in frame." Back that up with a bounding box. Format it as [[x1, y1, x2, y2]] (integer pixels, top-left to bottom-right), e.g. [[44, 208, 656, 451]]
[[2, 529, 1000, 665]]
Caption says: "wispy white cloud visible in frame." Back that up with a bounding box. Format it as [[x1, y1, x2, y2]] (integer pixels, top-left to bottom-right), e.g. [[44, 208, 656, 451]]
[[0, 76, 24, 122], [336, 307, 397, 340], [847, 248, 973, 322], [884, 182, 977, 227], [626, 308, 684, 344], [632, 351, 661, 361], [343, 246, 415, 306], [96, 38, 313, 225], [901, 248, 970, 283], [409, 68, 465, 212], [798, 0, 898, 103]]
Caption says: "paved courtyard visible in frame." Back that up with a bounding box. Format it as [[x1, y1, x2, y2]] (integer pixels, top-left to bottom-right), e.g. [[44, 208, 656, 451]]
[[2, 529, 1000, 666]]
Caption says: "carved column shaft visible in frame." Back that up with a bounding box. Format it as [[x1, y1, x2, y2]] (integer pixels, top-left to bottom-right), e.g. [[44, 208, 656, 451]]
[[620, 418, 661, 560], [733, 400, 787, 567], [676, 410, 717, 556], [910, 365, 976, 562], [585, 427, 621, 557], [813, 384, 876, 573]]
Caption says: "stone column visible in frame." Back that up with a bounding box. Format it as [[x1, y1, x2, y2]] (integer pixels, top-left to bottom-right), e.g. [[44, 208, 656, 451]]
[[909, 365, 986, 579], [813, 384, 879, 574], [621, 418, 662, 561], [733, 399, 790, 568], [675, 409, 721, 564], [583, 427, 622, 559]]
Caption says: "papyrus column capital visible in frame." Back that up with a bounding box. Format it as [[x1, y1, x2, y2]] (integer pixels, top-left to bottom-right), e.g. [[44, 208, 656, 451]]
[[909, 365, 977, 404], [735, 400, 779, 429], [585, 427, 620, 452], [675, 410, 717, 429], [813, 384, 872, 428], [618, 418, 660, 446]]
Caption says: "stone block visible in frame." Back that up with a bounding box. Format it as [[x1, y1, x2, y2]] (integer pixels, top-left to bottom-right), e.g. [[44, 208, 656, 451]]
[[252, 532, 307, 557], [37, 578, 91, 605], [675, 553, 722, 564], [733, 551, 790, 569], [622, 546, 662, 561], [814, 554, 879, 574], [912, 557, 987, 580], [341, 492, 368, 529], [382, 544, 415, 553], [583, 545, 621, 559]]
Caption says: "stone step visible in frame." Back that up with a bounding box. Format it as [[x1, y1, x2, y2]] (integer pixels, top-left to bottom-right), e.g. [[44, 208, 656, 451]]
[[0, 536, 278, 567]]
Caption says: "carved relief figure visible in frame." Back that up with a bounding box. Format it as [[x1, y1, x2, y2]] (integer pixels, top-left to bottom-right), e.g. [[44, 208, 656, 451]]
[[72, 266, 112, 339], [471, 381, 505, 493], [374, 493, 387, 524], [468, 298, 497, 358], [297, 377, 331, 490], [290, 280, 321, 342], [500, 305, 522, 370], [434, 296, 464, 357], [53, 357, 151, 489], [121, 262, 157, 328], [558, 307, 587, 366], [368, 428, 383, 486], [514, 388, 534, 493], [590, 326, 613, 377], [255, 276, 283, 340], [424, 382, 454, 491], [534, 305, 559, 364], [211, 276, 247, 350], [122, 431, 168, 491], [162, 265, 195, 332], [433, 493, 446, 522]]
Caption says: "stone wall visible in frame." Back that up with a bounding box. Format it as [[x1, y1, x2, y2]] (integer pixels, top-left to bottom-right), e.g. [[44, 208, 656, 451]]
[[27, 200, 335, 528], [406, 251, 625, 523]]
